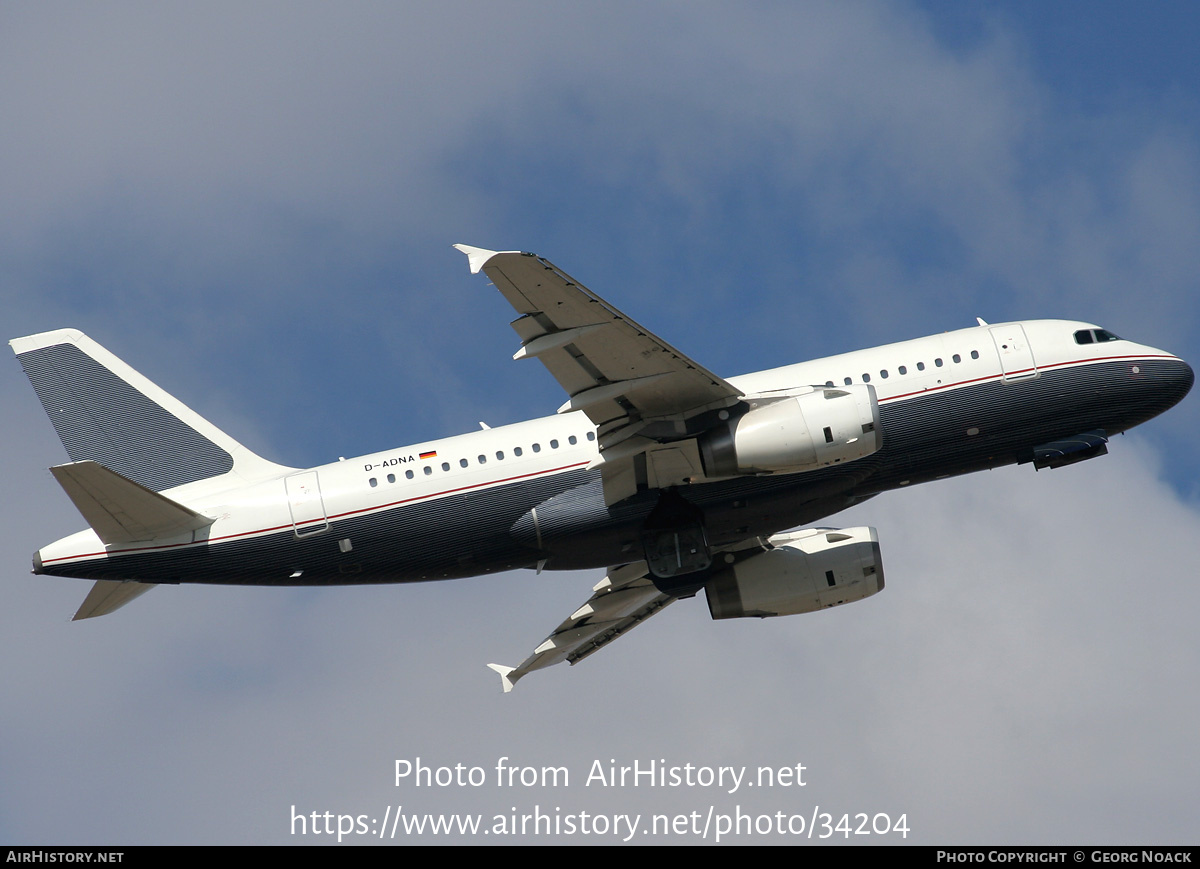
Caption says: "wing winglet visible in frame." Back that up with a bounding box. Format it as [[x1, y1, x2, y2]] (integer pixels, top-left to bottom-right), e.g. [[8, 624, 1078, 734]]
[[487, 663, 519, 693], [453, 244, 513, 275]]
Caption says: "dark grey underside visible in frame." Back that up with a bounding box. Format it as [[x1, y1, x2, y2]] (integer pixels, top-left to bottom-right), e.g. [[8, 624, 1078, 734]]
[[43, 358, 1193, 586]]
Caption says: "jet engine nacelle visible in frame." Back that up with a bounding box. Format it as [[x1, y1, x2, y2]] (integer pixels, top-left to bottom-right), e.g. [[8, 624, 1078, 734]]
[[699, 385, 881, 477], [705, 526, 884, 619]]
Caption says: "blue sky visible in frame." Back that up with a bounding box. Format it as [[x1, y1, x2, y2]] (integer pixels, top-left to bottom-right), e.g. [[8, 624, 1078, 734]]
[[2, 1, 1198, 844]]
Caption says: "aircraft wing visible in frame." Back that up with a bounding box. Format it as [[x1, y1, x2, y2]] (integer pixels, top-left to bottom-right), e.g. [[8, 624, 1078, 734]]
[[487, 561, 674, 693], [455, 245, 746, 503], [455, 245, 741, 438]]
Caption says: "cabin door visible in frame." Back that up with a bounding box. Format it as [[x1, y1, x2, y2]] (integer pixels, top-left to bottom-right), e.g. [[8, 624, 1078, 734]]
[[285, 471, 329, 537], [990, 325, 1038, 382]]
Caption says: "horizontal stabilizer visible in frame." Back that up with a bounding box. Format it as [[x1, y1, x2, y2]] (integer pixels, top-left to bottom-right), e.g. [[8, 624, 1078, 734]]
[[73, 580, 154, 620], [51, 460, 213, 545]]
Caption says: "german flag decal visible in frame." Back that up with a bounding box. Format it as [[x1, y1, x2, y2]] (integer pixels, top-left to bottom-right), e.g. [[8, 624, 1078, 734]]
[[419, 450, 437, 460]]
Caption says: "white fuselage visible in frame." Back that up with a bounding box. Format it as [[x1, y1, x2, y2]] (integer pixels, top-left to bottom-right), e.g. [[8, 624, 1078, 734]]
[[34, 319, 1191, 583]]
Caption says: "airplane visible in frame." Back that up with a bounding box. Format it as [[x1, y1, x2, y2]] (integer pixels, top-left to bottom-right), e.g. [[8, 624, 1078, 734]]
[[11, 245, 1194, 692]]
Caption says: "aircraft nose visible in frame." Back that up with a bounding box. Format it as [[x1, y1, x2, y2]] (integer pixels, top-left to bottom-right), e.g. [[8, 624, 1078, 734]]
[[1166, 357, 1194, 402], [1112, 352, 1193, 431], [1148, 355, 1193, 415]]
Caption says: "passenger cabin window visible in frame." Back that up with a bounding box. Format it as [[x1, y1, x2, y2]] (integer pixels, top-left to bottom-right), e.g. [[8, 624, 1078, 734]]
[[387, 473, 396, 484], [423, 466, 432, 476], [441, 462, 450, 472], [568, 436, 577, 445], [971, 350, 979, 359], [369, 477, 378, 487], [405, 470, 414, 479], [952, 354, 961, 364], [586, 432, 596, 441], [459, 458, 468, 468], [898, 366, 907, 375], [550, 439, 559, 449], [843, 377, 852, 386], [514, 446, 523, 456], [880, 369, 889, 379], [935, 358, 943, 367], [917, 362, 925, 371]]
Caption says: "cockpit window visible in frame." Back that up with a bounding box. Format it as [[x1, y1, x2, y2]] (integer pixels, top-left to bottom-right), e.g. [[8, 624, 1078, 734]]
[[1074, 328, 1121, 345]]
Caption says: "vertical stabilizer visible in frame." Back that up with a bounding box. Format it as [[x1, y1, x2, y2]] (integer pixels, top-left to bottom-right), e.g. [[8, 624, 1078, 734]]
[[10, 329, 292, 493]]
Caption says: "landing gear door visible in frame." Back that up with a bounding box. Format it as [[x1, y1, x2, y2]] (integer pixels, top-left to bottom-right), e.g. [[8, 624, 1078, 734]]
[[990, 325, 1038, 383], [643, 525, 711, 579], [286, 471, 329, 537]]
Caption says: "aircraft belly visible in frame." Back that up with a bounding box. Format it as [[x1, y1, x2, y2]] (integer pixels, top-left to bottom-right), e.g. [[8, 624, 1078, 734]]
[[42, 469, 595, 586]]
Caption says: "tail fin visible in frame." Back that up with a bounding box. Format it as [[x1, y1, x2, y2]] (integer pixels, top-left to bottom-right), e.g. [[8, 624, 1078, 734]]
[[11, 328, 291, 493]]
